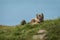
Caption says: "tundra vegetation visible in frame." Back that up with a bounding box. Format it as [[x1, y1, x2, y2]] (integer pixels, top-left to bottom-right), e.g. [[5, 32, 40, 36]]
[[0, 18, 60, 40]]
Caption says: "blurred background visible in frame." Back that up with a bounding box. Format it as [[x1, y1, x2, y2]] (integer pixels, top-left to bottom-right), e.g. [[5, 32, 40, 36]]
[[0, 0, 60, 26]]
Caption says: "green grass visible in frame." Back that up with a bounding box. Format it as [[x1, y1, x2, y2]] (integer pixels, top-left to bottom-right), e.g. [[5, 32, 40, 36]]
[[0, 18, 60, 40]]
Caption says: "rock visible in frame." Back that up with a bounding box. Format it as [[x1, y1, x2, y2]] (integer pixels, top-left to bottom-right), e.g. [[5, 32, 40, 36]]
[[33, 29, 48, 40]]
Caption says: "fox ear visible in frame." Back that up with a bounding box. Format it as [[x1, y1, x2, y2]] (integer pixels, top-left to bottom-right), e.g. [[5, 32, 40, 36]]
[[41, 13, 44, 16], [36, 14, 38, 17], [36, 14, 39, 18]]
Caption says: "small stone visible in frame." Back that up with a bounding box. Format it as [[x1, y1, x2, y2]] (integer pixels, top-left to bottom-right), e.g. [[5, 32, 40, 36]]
[[33, 29, 48, 40]]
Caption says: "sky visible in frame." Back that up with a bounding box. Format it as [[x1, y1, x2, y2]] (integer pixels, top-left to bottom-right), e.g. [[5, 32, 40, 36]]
[[0, 0, 60, 26]]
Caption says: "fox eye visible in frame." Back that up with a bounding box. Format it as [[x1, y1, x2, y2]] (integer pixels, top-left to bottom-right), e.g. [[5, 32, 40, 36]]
[[39, 15, 40, 16]]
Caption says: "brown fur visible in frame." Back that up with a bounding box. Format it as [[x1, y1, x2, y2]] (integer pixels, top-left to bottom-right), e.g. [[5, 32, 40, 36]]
[[30, 13, 44, 25], [21, 20, 26, 25], [21, 13, 44, 25]]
